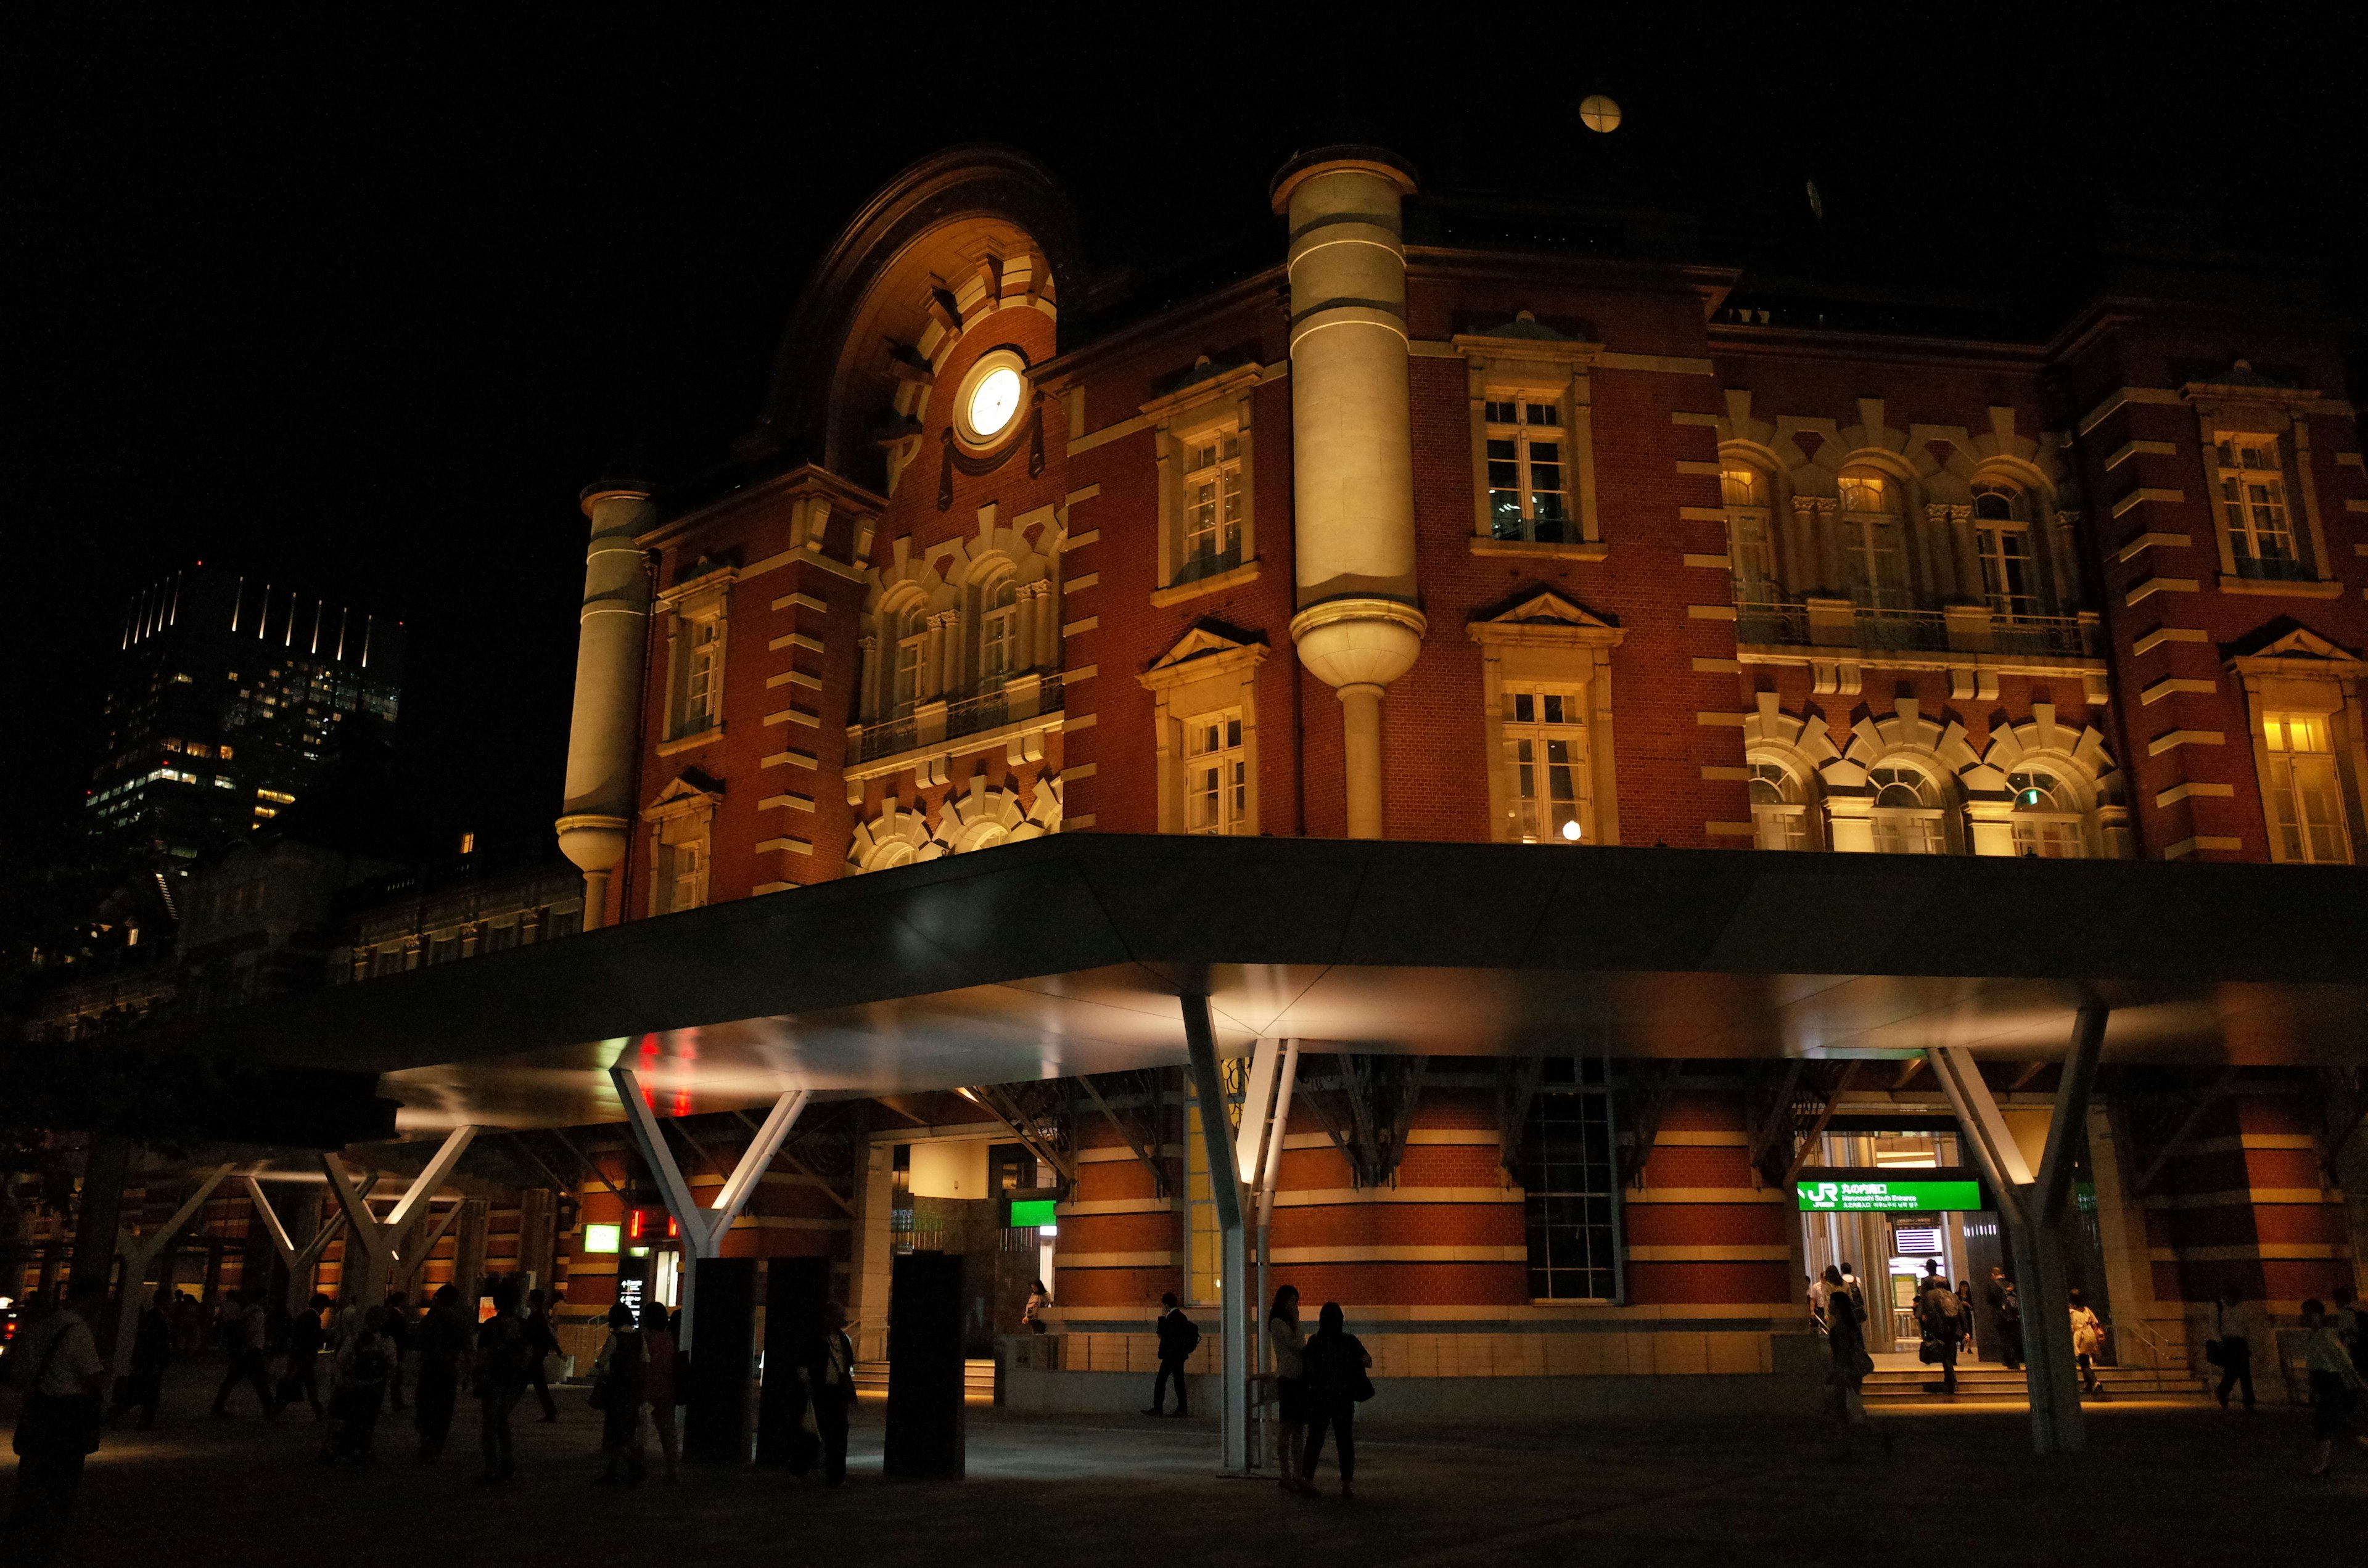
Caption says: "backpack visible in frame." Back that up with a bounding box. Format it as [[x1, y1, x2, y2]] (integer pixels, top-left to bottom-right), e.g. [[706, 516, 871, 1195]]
[[349, 1339, 392, 1386], [1933, 1287, 1962, 1321], [1169, 1311, 1201, 1358]]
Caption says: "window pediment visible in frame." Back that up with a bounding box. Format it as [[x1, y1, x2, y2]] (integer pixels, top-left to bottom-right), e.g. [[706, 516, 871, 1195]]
[[1140, 624, 1268, 690], [641, 771, 724, 823], [1466, 590, 1624, 648], [2224, 622, 2364, 678]]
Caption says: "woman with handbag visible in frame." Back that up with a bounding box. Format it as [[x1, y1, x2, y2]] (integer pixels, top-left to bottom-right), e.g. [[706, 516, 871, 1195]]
[[2210, 1287, 2258, 1411], [1819, 1264, 1886, 1457], [5, 1273, 107, 1567], [2067, 1289, 2107, 1397], [1268, 1286, 1315, 1496], [1297, 1302, 1373, 1499], [590, 1301, 648, 1486]]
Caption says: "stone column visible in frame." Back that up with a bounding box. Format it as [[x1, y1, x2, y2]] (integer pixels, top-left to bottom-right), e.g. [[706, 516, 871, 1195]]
[[556, 483, 655, 930], [1273, 146, 1427, 839]]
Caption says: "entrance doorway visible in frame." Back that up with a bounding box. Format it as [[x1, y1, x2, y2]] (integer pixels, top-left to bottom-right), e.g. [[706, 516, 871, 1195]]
[[1798, 1128, 2005, 1363]]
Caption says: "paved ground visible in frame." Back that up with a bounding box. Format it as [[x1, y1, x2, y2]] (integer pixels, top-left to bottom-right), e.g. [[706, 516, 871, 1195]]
[[6, 1367, 2360, 1567]]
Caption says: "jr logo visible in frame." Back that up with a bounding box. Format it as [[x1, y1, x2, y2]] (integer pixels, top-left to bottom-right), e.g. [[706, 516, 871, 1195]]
[[1807, 1183, 1840, 1208]]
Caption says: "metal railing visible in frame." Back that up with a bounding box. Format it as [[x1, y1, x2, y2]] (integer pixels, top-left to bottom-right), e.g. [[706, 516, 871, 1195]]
[[1991, 615, 2099, 657], [1853, 605, 1952, 651], [1172, 543, 1243, 586], [1735, 601, 1811, 646], [850, 674, 1065, 766], [2230, 552, 2314, 582]]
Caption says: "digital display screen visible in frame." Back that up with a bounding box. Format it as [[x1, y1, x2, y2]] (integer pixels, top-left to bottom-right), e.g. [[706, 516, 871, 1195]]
[[582, 1222, 622, 1254], [1008, 1197, 1058, 1228], [1796, 1178, 1984, 1213]]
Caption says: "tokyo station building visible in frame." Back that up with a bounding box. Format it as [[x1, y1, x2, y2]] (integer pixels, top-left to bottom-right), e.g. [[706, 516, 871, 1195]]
[[68, 143, 2368, 1456]]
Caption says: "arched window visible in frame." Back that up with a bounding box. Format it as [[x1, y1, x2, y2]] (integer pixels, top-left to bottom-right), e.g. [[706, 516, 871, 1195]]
[[866, 838, 917, 871], [1972, 482, 2037, 620], [891, 603, 927, 716], [1838, 469, 1908, 610], [2007, 768, 2086, 858], [1748, 758, 1811, 850], [979, 577, 1019, 691], [1867, 763, 1945, 854], [1722, 464, 1778, 596]]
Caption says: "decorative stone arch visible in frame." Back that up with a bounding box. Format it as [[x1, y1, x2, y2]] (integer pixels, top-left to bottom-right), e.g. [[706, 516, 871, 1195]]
[[1968, 704, 2128, 858], [931, 770, 1063, 855], [1742, 695, 1841, 850], [847, 800, 940, 874], [1824, 699, 1980, 854]]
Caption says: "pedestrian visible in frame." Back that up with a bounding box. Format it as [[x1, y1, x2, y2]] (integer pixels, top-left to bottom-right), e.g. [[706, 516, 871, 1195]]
[[284, 1294, 328, 1420], [1818, 1263, 1886, 1458], [2331, 1284, 2364, 1381], [1297, 1302, 1372, 1499], [1267, 1285, 1314, 1496], [2067, 1288, 2107, 1397], [1143, 1292, 1198, 1418], [1022, 1278, 1052, 1334], [2, 1272, 107, 1567], [324, 1306, 395, 1464], [524, 1289, 562, 1422], [1986, 1267, 2024, 1369], [413, 1285, 471, 1461], [1838, 1261, 1867, 1315], [109, 1289, 174, 1430], [1915, 1263, 1962, 1395], [644, 1306, 685, 1483], [591, 1302, 647, 1486], [1954, 1279, 1977, 1355], [2208, 1286, 2257, 1412], [2300, 1298, 2366, 1477], [472, 1278, 530, 1485], [209, 1287, 279, 1419], [807, 1302, 856, 1488], [382, 1289, 412, 1412]]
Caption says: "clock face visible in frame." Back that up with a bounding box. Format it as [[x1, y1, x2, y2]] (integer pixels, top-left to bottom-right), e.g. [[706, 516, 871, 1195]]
[[966, 366, 1024, 440]]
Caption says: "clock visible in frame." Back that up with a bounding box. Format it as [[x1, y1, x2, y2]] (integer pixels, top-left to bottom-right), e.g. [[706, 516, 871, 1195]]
[[953, 348, 1030, 449]]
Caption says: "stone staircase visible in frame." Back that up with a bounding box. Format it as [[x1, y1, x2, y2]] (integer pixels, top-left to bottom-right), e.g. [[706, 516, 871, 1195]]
[[852, 1359, 998, 1403], [1864, 1363, 2210, 1403]]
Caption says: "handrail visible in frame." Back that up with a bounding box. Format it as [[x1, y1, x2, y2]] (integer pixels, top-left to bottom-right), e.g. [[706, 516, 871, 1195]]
[[2107, 1315, 2175, 1370]]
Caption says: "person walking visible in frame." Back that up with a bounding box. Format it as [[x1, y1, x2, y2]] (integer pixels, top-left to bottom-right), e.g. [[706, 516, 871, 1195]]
[[1954, 1279, 1977, 1355], [284, 1294, 328, 1421], [1267, 1285, 1314, 1496], [109, 1289, 174, 1430], [2067, 1289, 2107, 1397], [643, 1307, 685, 1483], [1986, 1267, 2024, 1370], [1297, 1302, 1372, 1498], [412, 1285, 470, 1462], [382, 1290, 413, 1413], [807, 1303, 856, 1488], [2331, 1284, 2364, 1381], [1818, 1264, 1885, 1458], [209, 1288, 279, 1419], [524, 1290, 562, 1423], [472, 1279, 530, 1485], [1021, 1278, 1053, 1334], [1837, 1262, 1867, 1315], [1143, 1292, 1198, 1418], [2300, 1299, 2366, 1477], [324, 1306, 396, 1464], [2210, 1286, 2258, 1412], [3, 1273, 108, 1567], [1915, 1263, 1963, 1395], [591, 1302, 648, 1486]]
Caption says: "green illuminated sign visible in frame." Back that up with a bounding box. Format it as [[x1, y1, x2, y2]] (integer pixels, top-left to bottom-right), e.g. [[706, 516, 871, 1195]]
[[582, 1222, 622, 1254], [1796, 1178, 1983, 1213], [1008, 1198, 1058, 1228]]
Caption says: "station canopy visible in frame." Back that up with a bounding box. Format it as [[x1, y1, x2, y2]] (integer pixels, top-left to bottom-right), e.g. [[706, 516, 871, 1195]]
[[164, 835, 2368, 1136]]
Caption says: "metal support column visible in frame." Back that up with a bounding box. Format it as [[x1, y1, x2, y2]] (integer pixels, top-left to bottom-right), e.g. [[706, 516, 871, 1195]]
[[321, 1125, 479, 1306], [251, 1175, 350, 1312], [1180, 994, 1249, 1474], [110, 1163, 234, 1376], [610, 1066, 805, 1356], [1928, 1002, 2107, 1455]]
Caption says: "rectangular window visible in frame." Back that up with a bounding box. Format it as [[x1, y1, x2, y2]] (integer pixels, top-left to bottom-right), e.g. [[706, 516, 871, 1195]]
[[1502, 686, 1588, 844], [1182, 709, 1247, 835], [681, 619, 721, 733], [428, 934, 458, 966], [1976, 525, 2037, 620], [892, 633, 921, 717], [2263, 711, 2352, 863], [1841, 516, 1908, 609], [1518, 1058, 1621, 1302], [1484, 398, 1569, 543], [1183, 1066, 1241, 1307], [2216, 435, 2303, 578], [1180, 431, 1244, 581]]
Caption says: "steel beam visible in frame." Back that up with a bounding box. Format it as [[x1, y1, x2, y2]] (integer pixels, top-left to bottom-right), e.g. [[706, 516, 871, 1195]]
[[1180, 993, 1249, 1474]]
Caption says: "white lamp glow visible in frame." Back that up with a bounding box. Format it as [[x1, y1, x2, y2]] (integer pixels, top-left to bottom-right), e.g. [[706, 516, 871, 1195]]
[[1560, 819, 1582, 841], [967, 366, 1023, 438]]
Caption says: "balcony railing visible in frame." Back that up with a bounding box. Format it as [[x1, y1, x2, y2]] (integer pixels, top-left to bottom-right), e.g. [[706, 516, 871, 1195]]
[[1991, 615, 2100, 658], [852, 673, 1066, 766], [2230, 552, 2314, 582], [1170, 543, 1243, 587], [1736, 601, 1811, 646], [1852, 605, 1952, 651], [1735, 600, 2097, 659]]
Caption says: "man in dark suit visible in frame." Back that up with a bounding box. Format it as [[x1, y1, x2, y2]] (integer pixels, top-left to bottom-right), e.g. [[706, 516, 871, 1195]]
[[808, 1302, 858, 1487], [1144, 1293, 1197, 1418]]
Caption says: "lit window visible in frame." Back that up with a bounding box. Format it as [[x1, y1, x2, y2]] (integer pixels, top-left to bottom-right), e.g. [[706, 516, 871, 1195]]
[[979, 580, 1018, 691], [2215, 435, 2302, 579], [681, 619, 721, 734], [1182, 709, 1247, 835], [1973, 485, 2037, 620], [1723, 465, 1778, 594], [1179, 430, 1244, 581], [1486, 398, 1569, 543], [1748, 760, 1811, 850], [892, 604, 926, 718], [1503, 686, 1588, 844], [2007, 769, 2085, 858], [1867, 765, 1945, 854], [2263, 712, 2351, 863], [1838, 469, 1909, 610]]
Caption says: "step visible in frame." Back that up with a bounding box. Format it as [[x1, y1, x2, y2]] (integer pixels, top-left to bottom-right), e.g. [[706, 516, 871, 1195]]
[[850, 1360, 998, 1402]]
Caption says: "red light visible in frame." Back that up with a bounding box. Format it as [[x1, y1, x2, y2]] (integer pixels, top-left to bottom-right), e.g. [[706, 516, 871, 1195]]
[[667, 1216, 680, 1239], [671, 1091, 691, 1118], [628, 1210, 643, 1241]]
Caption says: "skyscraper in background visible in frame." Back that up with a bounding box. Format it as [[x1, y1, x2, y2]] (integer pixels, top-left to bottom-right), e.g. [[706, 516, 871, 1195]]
[[86, 566, 403, 881]]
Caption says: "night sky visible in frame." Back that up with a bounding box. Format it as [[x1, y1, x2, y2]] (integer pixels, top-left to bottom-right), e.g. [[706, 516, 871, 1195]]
[[10, 11, 2361, 871]]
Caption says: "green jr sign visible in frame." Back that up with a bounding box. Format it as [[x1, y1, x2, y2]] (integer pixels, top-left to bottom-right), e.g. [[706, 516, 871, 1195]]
[[1796, 1178, 1984, 1213]]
